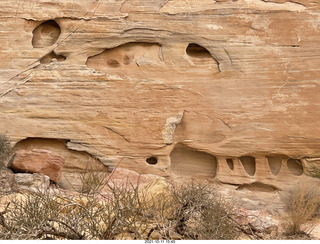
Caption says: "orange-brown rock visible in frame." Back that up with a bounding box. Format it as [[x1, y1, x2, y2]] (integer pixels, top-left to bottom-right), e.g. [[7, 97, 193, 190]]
[[106, 167, 163, 190], [57, 167, 161, 192], [8, 149, 64, 183], [0, 0, 320, 189]]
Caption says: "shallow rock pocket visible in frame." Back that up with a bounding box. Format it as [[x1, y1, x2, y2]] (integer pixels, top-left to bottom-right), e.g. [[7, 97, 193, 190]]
[[169, 144, 307, 189]]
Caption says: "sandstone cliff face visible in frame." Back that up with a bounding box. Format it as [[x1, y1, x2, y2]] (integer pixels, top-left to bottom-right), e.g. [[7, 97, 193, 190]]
[[0, 0, 320, 188]]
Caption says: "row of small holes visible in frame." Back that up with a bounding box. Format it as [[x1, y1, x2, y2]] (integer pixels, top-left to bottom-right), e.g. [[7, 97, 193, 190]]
[[226, 157, 303, 176]]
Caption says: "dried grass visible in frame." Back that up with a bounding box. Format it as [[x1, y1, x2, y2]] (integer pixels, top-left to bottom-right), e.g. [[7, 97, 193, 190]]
[[0, 134, 12, 168], [281, 179, 320, 236]]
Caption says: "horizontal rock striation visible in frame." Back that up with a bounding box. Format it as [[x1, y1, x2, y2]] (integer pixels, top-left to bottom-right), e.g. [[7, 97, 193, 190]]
[[0, 0, 320, 188]]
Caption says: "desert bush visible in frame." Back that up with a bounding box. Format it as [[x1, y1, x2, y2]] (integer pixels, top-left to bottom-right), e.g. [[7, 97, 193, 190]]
[[0, 181, 164, 240], [0, 170, 240, 240], [0, 191, 75, 239], [281, 179, 320, 236], [0, 134, 12, 168], [80, 169, 109, 195], [171, 181, 239, 240]]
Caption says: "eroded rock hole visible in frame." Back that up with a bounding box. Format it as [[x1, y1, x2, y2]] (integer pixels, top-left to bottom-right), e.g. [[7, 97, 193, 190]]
[[287, 159, 303, 176], [267, 156, 282, 176], [240, 156, 256, 176], [107, 59, 121, 68], [146, 157, 158, 165], [123, 55, 132, 65], [186, 43, 213, 59], [170, 144, 217, 178], [86, 42, 161, 71], [226, 158, 234, 170], [14, 138, 105, 173], [40, 51, 66, 64], [32, 20, 61, 48]]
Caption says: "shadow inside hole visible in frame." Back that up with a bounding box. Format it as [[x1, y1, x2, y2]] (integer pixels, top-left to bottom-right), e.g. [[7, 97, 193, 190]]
[[226, 158, 234, 170], [40, 51, 66, 64], [146, 157, 158, 165], [170, 144, 217, 178], [186, 43, 212, 59], [240, 156, 256, 176], [267, 156, 282, 176], [32, 20, 61, 48], [287, 159, 303, 176]]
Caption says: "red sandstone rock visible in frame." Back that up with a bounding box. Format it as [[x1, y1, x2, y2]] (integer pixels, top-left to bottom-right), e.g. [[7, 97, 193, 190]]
[[8, 149, 64, 183]]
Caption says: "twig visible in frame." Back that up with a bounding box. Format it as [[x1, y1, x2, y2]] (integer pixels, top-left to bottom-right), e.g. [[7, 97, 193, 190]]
[[227, 215, 258, 240], [48, 218, 84, 239], [35, 229, 82, 240], [0, 203, 11, 230]]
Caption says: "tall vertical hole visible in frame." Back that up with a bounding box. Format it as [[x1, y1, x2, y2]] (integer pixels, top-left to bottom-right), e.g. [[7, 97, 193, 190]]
[[226, 158, 234, 170], [287, 159, 303, 176], [240, 156, 256, 176], [267, 156, 282, 176]]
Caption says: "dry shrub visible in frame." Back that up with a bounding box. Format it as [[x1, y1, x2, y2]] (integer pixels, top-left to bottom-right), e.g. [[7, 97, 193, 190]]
[[0, 134, 12, 168], [281, 179, 320, 236], [0, 135, 14, 198], [0, 181, 166, 240], [79, 160, 110, 195], [0, 170, 240, 240], [171, 181, 239, 240], [104, 181, 155, 239], [0, 191, 83, 240], [80, 170, 109, 195]]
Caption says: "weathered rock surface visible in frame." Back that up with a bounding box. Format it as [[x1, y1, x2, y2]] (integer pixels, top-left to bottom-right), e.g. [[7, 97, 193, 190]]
[[15, 173, 50, 192], [0, 0, 320, 189], [0, 167, 17, 194], [106, 167, 164, 190], [57, 167, 163, 192], [8, 149, 64, 183], [57, 172, 86, 192]]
